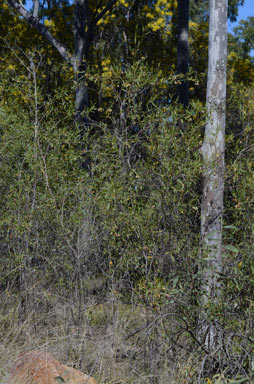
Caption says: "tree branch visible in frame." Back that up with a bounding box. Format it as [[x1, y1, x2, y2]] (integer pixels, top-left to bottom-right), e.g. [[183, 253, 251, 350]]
[[94, 0, 119, 24], [7, 0, 72, 64], [32, 0, 39, 18], [93, 0, 104, 19]]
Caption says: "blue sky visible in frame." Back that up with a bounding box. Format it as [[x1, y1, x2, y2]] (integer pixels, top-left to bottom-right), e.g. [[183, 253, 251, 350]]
[[25, 0, 252, 32], [229, 0, 253, 32]]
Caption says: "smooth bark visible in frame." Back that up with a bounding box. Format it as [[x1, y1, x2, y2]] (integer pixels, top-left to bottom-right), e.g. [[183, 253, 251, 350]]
[[32, 0, 39, 18], [200, 0, 228, 350]]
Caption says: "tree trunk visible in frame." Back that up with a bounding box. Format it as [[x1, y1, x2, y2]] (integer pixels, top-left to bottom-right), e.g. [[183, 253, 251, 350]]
[[177, 0, 189, 108], [74, 0, 93, 128], [7, 0, 118, 127], [200, 0, 228, 350]]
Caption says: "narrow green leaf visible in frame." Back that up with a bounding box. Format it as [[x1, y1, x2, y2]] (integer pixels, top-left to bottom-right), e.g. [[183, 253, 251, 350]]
[[224, 225, 238, 230], [205, 230, 218, 239], [223, 244, 239, 253]]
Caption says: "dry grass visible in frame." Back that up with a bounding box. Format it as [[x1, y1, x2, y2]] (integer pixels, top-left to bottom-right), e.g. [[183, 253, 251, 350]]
[[0, 286, 194, 384]]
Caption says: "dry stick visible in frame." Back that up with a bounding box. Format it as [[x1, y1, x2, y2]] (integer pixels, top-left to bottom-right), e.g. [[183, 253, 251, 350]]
[[125, 311, 209, 354], [198, 344, 223, 384]]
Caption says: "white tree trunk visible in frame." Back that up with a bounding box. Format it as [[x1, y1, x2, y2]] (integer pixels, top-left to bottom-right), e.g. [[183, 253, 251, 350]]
[[200, 0, 228, 350]]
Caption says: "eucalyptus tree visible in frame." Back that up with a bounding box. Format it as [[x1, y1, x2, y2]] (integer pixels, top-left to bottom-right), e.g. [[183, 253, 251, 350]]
[[200, 0, 228, 350], [190, 0, 244, 22], [176, 0, 244, 108]]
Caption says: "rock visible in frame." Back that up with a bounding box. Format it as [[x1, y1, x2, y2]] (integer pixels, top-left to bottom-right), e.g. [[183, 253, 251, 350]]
[[8, 350, 97, 384]]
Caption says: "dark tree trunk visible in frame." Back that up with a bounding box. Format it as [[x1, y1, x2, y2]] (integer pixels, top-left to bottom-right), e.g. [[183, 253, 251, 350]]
[[74, 0, 94, 128], [7, 0, 117, 129], [177, 0, 189, 108]]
